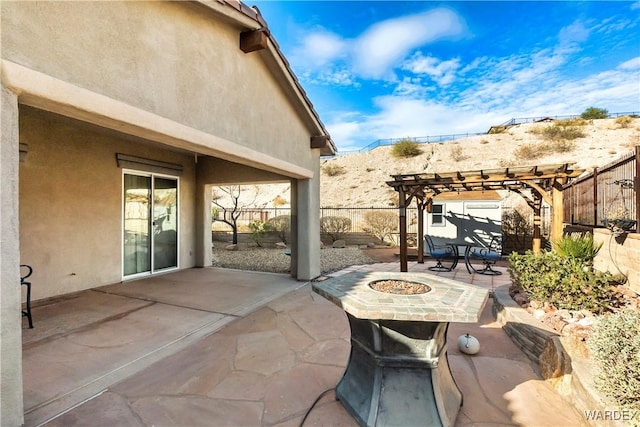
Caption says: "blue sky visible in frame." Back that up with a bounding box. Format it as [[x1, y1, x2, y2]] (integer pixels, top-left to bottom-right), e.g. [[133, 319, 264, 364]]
[[245, 0, 640, 151], [250, 1, 640, 152]]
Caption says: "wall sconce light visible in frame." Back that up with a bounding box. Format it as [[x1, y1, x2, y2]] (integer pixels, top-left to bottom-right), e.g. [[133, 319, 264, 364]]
[[19, 143, 28, 162]]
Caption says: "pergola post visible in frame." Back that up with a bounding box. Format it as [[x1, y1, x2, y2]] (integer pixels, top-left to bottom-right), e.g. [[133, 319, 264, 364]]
[[532, 194, 542, 253], [398, 187, 408, 272], [551, 180, 565, 244], [417, 198, 425, 264]]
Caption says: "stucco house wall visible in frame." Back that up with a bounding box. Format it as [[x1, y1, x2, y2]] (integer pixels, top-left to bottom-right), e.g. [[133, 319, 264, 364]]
[[1, 1, 334, 424]]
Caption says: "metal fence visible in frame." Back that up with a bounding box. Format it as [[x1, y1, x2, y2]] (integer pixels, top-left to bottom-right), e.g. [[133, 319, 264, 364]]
[[327, 112, 639, 156], [212, 206, 419, 234], [563, 147, 639, 231]]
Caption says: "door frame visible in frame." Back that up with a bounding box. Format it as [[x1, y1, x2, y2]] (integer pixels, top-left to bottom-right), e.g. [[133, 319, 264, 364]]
[[121, 169, 180, 280]]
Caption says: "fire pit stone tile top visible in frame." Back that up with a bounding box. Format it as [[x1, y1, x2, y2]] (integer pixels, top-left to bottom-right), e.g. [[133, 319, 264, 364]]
[[312, 271, 488, 323]]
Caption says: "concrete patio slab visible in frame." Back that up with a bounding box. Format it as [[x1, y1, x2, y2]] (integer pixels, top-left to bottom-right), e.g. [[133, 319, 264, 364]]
[[24, 263, 588, 427]]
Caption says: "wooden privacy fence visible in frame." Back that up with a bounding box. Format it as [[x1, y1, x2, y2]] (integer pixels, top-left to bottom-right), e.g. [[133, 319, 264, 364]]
[[563, 146, 639, 231]]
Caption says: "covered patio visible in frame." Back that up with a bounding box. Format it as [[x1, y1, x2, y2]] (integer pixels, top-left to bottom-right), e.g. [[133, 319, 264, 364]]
[[22, 264, 586, 426], [386, 163, 584, 272]]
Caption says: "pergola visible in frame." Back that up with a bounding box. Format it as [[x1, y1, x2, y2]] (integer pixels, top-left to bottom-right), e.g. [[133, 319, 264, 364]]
[[386, 163, 585, 272]]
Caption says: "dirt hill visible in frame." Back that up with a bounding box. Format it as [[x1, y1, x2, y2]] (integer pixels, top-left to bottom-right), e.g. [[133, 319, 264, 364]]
[[215, 117, 639, 209], [319, 117, 639, 208]]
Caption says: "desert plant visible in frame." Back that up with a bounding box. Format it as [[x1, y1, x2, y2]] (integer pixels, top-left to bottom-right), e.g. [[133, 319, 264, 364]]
[[451, 145, 469, 161], [248, 220, 270, 247], [588, 309, 640, 422], [581, 107, 609, 120], [363, 210, 398, 243], [322, 163, 346, 176], [267, 215, 290, 244], [552, 234, 602, 265], [540, 123, 585, 141], [615, 115, 633, 128], [391, 140, 423, 158], [272, 195, 288, 206], [508, 250, 616, 314], [513, 143, 542, 160], [320, 216, 351, 242], [555, 118, 587, 127]]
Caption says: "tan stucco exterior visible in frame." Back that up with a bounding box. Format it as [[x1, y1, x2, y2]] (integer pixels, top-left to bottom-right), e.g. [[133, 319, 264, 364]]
[[1, 1, 334, 424]]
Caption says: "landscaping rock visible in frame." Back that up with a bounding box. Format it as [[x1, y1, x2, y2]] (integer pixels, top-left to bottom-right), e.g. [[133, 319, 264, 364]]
[[275, 242, 287, 249], [225, 244, 238, 251], [367, 242, 376, 248], [332, 240, 346, 248], [532, 309, 546, 320]]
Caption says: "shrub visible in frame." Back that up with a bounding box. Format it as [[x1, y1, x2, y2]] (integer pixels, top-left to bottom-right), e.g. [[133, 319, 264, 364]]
[[588, 309, 640, 420], [322, 163, 345, 176], [363, 211, 398, 244], [615, 115, 633, 128], [581, 107, 609, 120], [451, 145, 469, 161], [540, 123, 585, 141], [555, 118, 587, 127], [248, 220, 270, 247], [273, 195, 288, 206], [552, 234, 602, 265], [391, 140, 423, 158], [508, 250, 616, 314], [320, 216, 351, 242], [267, 215, 290, 244], [513, 143, 541, 161]]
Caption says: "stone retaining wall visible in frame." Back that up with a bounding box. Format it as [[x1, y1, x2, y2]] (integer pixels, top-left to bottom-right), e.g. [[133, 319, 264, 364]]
[[492, 286, 629, 427]]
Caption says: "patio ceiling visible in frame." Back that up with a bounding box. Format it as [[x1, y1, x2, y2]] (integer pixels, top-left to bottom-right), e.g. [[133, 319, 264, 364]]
[[386, 163, 585, 272]]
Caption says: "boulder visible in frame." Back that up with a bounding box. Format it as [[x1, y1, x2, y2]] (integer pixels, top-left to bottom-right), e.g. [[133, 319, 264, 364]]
[[332, 240, 346, 248], [275, 242, 287, 249], [225, 244, 238, 251]]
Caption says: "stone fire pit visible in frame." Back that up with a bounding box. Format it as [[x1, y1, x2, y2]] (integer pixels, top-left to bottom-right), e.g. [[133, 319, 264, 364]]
[[313, 271, 488, 427]]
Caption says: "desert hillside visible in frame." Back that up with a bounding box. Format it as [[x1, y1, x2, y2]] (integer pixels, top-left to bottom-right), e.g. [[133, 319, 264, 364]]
[[214, 117, 639, 209], [319, 117, 639, 207]]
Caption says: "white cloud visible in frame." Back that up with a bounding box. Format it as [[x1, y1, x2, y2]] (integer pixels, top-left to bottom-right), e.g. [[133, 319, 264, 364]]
[[294, 30, 347, 68], [402, 53, 461, 86], [351, 8, 466, 79], [618, 57, 640, 70]]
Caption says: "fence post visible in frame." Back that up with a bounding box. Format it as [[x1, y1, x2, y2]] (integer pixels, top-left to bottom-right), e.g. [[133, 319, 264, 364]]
[[593, 167, 598, 227], [636, 146, 640, 232]]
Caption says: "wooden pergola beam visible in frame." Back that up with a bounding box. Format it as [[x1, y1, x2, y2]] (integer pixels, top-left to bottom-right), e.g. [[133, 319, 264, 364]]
[[389, 163, 585, 268]]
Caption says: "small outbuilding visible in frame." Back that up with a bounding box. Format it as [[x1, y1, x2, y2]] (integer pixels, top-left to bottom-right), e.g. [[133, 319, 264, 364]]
[[425, 190, 503, 253]]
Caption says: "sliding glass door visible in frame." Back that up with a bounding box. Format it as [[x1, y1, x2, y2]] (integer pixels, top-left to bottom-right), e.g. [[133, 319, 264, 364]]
[[123, 172, 178, 278]]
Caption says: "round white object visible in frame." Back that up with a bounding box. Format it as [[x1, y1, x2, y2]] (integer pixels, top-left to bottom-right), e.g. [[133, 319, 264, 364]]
[[457, 333, 480, 355]]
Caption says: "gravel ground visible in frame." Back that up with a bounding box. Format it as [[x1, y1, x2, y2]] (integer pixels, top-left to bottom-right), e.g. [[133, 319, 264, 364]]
[[212, 242, 378, 275]]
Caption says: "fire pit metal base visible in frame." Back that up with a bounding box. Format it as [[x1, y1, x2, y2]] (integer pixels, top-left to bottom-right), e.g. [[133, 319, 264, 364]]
[[312, 271, 488, 427], [336, 314, 462, 427]]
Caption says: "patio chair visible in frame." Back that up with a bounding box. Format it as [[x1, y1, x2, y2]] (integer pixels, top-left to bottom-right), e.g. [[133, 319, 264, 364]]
[[468, 236, 502, 275], [424, 235, 457, 272], [21, 264, 33, 328]]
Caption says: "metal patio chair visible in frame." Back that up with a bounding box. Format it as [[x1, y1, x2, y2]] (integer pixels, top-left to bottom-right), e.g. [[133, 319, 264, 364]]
[[468, 236, 502, 275], [424, 235, 457, 272], [21, 264, 34, 328]]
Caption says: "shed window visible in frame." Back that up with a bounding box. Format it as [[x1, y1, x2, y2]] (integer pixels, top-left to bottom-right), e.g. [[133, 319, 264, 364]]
[[432, 204, 445, 225]]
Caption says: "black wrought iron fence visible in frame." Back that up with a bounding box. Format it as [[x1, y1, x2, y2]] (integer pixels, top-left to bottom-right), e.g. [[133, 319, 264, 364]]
[[563, 147, 639, 232]]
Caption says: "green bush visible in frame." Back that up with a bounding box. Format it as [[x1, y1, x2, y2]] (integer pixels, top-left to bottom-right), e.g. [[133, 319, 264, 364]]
[[588, 309, 640, 421], [267, 215, 290, 244], [248, 220, 270, 247], [581, 107, 609, 120], [363, 211, 398, 243], [552, 234, 602, 265], [508, 251, 616, 314], [320, 216, 351, 242], [391, 140, 423, 158]]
